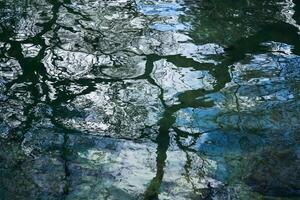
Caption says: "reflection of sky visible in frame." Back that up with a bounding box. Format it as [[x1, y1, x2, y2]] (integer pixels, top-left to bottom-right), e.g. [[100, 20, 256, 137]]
[[136, 1, 184, 16], [136, 0, 190, 32], [175, 107, 220, 133], [152, 60, 216, 105], [150, 23, 189, 31], [59, 80, 164, 138], [280, 0, 300, 32], [72, 135, 157, 197]]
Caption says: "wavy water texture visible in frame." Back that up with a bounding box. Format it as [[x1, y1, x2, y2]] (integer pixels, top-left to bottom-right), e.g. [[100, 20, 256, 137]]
[[0, 0, 300, 199]]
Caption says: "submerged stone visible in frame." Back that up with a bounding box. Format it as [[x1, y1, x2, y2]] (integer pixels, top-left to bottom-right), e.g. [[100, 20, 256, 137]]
[[243, 147, 300, 197]]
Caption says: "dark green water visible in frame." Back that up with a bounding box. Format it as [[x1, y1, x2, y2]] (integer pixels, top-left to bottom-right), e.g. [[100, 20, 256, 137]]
[[0, 0, 300, 199]]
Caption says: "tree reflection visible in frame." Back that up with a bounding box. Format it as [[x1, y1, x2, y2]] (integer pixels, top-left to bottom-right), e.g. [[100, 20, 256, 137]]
[[0, 0, 300, 199]]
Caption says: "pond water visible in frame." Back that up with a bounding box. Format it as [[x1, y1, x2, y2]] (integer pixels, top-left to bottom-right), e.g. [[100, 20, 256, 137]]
[[0, 0, 300, 199]]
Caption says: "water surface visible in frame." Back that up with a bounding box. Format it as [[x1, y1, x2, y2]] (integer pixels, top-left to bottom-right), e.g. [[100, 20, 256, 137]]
[[0, 0, 300, 199]]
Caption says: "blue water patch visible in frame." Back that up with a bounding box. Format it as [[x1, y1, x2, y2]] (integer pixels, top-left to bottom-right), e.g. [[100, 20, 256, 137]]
[[150, 23, 189, 31], [137, 1, 183, 16]]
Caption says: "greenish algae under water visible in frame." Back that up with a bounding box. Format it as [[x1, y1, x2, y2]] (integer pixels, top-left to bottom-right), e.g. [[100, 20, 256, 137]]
[[0, 0, 300, 199]]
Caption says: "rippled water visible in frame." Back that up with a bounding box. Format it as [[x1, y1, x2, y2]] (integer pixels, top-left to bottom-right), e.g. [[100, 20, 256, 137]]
[[0, 0, 300, 199]]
